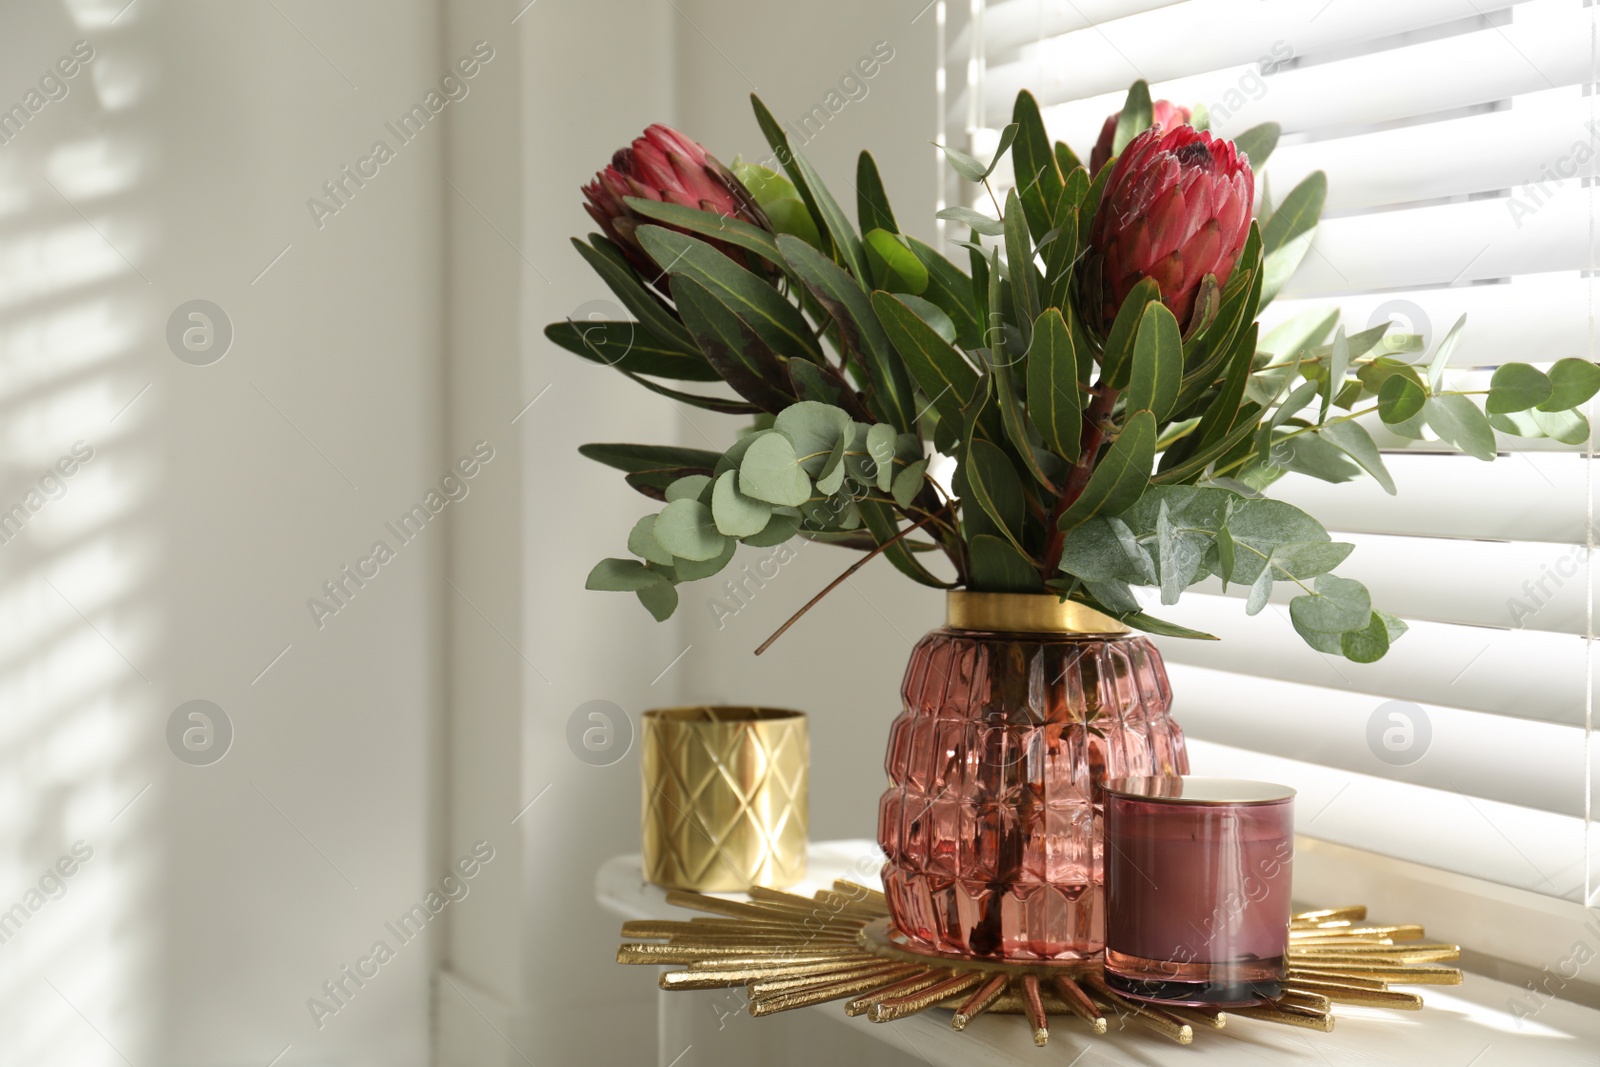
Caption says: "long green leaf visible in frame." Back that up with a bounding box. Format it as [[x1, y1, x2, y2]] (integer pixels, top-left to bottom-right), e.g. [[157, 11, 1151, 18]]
[[580, 442, 722, 473], [1100, 278, 1161, 388], [1128, 302, 1182, 421], [544, 320, 721, 381], [969, 533, 1043, 592], [637, 225, 822, 362], [1112, 80, 1153, 155], [669, 274, 796, 411], [624, 198, 787, 277], [906, 237, 984, 348], [1003, 189, 1040, 331], [777, 234, 916, 432], [1011, 89, 1063, 241], [789, 148, 871, 284], [750, 94, 835, 258], [1058, 411, 1156, 530], [856, 151, 898, 234], [1043, 167, 1089, 310], [1231, 122, 1281, 170], [858, 498, 950, 588], [1260, 171, 1326, 305], [872, 290, 979, 425], [966, 438, 1030, 557], [572, 236, 698, 353], [1026, 308, 1082, 461]]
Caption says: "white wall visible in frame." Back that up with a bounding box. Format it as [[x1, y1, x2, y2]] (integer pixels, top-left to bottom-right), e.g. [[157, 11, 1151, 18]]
[[1, 2, 444, 1064], [510, 2, 940, 1064]]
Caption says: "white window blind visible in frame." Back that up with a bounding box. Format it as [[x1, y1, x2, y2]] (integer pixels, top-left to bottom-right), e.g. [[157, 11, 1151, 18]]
[[939, 0, 1599, 905]]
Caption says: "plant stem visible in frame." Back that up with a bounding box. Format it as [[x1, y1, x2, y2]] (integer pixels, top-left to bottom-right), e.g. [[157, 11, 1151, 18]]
[[1040, 386, 1120, 577], [754, 505, 952, 656]]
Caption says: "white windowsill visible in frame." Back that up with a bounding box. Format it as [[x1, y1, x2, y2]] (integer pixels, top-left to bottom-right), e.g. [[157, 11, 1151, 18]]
[[597, 839, 1600, 1067]]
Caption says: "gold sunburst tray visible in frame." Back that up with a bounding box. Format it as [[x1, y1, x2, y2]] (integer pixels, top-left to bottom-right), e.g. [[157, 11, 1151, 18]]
[[616, 881, 1462, 1046]]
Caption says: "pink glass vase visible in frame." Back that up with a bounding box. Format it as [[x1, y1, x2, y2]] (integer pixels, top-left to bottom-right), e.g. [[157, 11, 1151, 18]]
[[877, 592, 1188, 961]]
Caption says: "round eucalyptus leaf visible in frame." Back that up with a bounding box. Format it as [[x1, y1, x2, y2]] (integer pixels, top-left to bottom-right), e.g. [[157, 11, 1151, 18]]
[[866, 423, 897, 491], [665, 473, 713, 502], [742, 512, 801, 548], [1537, 358, 1600, 412], [711, 470, 772, 537], [739, 431, 813, 506], [673, 536, 736, 581], [652, 499, 726, 561], [627, 514, 675, 566], [773, 401, 852, 475], [1377, 374, 1425, 424], [1289, 574, 1371, 635], [1531, 407, 1591, 445], [1485, 363, 1552, 414]]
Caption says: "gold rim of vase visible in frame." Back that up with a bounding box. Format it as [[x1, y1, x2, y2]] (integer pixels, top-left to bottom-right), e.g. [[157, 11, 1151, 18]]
[[946, 591, 1130, 635]]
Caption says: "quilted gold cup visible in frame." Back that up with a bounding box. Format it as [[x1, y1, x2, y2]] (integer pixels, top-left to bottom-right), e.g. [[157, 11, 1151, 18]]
[[641, 706, 808, 891]]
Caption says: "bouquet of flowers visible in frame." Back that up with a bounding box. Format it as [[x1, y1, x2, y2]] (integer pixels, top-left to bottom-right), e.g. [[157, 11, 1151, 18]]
[[550, 84, 1599, 661]]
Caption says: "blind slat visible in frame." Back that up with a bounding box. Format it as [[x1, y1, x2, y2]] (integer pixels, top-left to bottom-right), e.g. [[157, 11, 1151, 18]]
[[1156, 596, 1588, 727], [1167, 663, 1587, 816], [1187, 739, 1588, 900]]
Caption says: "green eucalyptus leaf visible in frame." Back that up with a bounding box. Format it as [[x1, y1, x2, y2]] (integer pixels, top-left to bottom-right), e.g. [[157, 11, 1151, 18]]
[[1246, 561, 1274, 616], [673, 536, 737, 580], [652, 499, 726, 561], [665, 474, 713, 502], [743, 511, 801, 547], [1378, 374, 1427, 424], [936, 206, 1005, 236], [1425, 394, 1497, 461], [1424, 314, 1468, 391], [585, 558, 678, 621], [1318, 325, 1350, 425], [1319, 421, 1396, 495], [774, 401, 853, 475], [739, 432, 813, 506], [815, 436, 848, 495], [867, 423, 898, 491], [892, 458, 929, 508], [711, 470, 772, 537], [1538, 358, 1600, 411], [1340, 611, 1392, 663], [627, 514, 676, 566], [1531, 407, 1591, 445], [1156, 498, 1210, 605], [1290, 574, 1372, 634], [1486, 363, 1554, 414]]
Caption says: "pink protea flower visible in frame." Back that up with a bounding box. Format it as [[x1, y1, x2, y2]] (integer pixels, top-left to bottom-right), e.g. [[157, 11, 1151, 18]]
[[1082, 124, 1254, 335], [582, 124, 770, 277], [1089, 99, 1194, 175]]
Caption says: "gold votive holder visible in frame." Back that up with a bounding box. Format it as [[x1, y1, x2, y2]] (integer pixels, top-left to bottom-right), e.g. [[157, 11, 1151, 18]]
[[641, 706, 808, 892]]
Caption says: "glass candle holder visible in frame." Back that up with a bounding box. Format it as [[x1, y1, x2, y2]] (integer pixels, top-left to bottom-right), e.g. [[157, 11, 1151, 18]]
[[1102, 776, 1294, 1006]]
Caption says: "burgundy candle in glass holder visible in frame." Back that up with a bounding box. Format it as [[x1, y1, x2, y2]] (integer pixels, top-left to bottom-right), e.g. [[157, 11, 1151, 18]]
[[1102, 776, 1295, 1006]]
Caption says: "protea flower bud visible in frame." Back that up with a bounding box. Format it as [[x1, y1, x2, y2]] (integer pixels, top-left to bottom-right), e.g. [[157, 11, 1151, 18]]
[[583, 124, 771, 277], [1089, 100, 1193, 175], [1082, 124, 1253, 336]]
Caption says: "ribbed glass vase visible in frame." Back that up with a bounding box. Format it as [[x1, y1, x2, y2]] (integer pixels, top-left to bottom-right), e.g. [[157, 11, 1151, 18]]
[[877, 592, 1188, 961]]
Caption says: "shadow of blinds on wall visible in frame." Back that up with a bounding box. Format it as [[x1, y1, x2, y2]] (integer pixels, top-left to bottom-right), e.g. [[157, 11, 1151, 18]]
[[939, 0, 1599, 906]]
